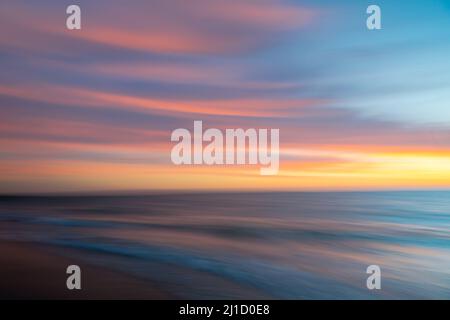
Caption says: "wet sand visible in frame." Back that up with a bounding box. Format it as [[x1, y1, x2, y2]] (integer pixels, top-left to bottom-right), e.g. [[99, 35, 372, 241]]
[[0, 241, 173, 299]]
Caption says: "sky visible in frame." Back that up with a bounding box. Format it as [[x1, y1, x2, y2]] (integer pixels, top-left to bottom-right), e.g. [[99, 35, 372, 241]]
[[1, 0, 450, 193]]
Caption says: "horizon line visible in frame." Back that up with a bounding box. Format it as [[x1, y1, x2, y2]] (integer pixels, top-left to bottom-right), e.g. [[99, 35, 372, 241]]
[[1, 188, 450, 197]]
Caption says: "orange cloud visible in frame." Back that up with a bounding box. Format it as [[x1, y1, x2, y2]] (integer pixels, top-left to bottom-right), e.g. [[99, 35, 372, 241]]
[[0, 84, 323, 117], [0, 0, 317, 55]]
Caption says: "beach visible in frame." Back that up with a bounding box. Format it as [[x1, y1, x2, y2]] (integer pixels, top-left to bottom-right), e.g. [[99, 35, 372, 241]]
[[0, 241, 172, 299]]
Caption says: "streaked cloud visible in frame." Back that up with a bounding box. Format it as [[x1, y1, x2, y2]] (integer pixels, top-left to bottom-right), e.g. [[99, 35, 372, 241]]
[[1, 0, 449, 193], [0, 0, 318, 55]]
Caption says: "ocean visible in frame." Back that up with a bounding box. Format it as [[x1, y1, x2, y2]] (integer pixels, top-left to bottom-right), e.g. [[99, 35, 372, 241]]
[[1, 191, 449, 299]]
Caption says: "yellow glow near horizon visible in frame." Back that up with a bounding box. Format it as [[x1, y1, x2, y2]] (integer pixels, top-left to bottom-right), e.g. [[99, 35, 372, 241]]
[[1, 146, 450, 193]]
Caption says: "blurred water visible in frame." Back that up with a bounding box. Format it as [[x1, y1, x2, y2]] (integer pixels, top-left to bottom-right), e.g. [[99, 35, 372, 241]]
[[0, 191, 449, 299]]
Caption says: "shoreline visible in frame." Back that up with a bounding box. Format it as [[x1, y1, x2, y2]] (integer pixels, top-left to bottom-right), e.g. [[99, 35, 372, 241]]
[[0, 241, 173, 299]]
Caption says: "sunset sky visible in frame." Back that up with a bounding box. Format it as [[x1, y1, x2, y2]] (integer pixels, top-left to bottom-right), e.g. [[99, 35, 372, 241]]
[[1, 0, 450, 193]]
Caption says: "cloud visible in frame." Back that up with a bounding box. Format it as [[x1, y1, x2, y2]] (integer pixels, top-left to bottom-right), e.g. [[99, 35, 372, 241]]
[[0, 0, 318, 55], [0, 84, 324, 117], [1, 0, 450, 193]]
